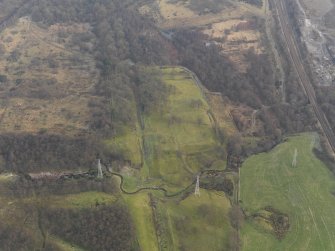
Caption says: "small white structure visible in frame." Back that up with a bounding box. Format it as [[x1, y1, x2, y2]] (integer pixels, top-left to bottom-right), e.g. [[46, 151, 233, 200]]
[[97, 159, 103, 179], [292, 148, 298, 168], [195, 175, 200, 196]]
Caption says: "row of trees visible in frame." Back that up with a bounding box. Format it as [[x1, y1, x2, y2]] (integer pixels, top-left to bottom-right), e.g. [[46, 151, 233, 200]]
[[0, 133, 112, 172], [6, 175, 116, 198]]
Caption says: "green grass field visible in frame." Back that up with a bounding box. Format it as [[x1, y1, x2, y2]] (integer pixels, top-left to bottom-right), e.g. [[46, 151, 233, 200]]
[[123, 189, 233, 251], [240, 133, 335, 251], [161, 189, 233, 251], [123, 193, 160, 251], [141, 66, 220, 189], [48, 191, 117, 209], [105, 94, 143, 167], [112, 66, 224, 192], [114, 66, 233, 251], [105, 127, 142, 167]]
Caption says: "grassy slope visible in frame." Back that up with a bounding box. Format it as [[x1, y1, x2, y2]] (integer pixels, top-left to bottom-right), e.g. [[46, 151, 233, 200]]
[[117, 66, 232, 251], [105, 123, 142, 167], [123, 189, 232, 251], [48, 191, 117, 209], [123, 193, 160, 251], [113, 66, 223, 191], [48, 236, 86, 251], [163, 189, 232, 251], [105, 90, 142, 167], [142, 66, 218, 189], [240, 133, 335, 251]]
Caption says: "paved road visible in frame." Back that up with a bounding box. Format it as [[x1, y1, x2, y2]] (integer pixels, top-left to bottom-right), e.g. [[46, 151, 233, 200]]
[[272, 0, 335, 152]]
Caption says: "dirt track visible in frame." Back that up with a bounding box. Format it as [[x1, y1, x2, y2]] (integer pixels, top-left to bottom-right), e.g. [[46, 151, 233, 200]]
[[272, 0, 335, 152]]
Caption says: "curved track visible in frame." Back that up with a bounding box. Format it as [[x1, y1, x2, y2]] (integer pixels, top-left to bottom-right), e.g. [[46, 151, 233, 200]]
[[272, 0, 335, 152]]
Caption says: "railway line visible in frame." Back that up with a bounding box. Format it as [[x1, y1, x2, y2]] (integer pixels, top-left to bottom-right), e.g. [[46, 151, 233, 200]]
[[272, 0, 335, 153]]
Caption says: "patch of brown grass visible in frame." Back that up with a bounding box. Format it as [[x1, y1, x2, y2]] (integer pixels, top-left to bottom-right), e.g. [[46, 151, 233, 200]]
[[150, 0, 265, 72], [206, 93, 237, 136], [0, 18, 98, 135]]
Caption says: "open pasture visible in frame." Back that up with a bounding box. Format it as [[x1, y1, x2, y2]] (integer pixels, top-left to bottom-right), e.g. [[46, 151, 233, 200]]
[[241, 133, 335, 251]]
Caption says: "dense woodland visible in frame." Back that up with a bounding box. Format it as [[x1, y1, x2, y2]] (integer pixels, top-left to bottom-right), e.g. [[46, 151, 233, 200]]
[[5, 175, 116, 197], [172, 29, 315, 144], [0, 203, 136, 251], [42, 204, 136, 251], [0, 224, 37, 251], [283, 0, 335, 158], [0, 133, 111, 172], [318, 86, 335, 133], [173, 30, 278, 108]]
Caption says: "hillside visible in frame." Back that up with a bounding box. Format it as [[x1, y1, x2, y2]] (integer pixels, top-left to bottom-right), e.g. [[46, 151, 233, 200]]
[[140, 0, 266, 72], [0, 63, 238, 250], [1, 0, 335, 250], [0, 17, 97, 135]]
